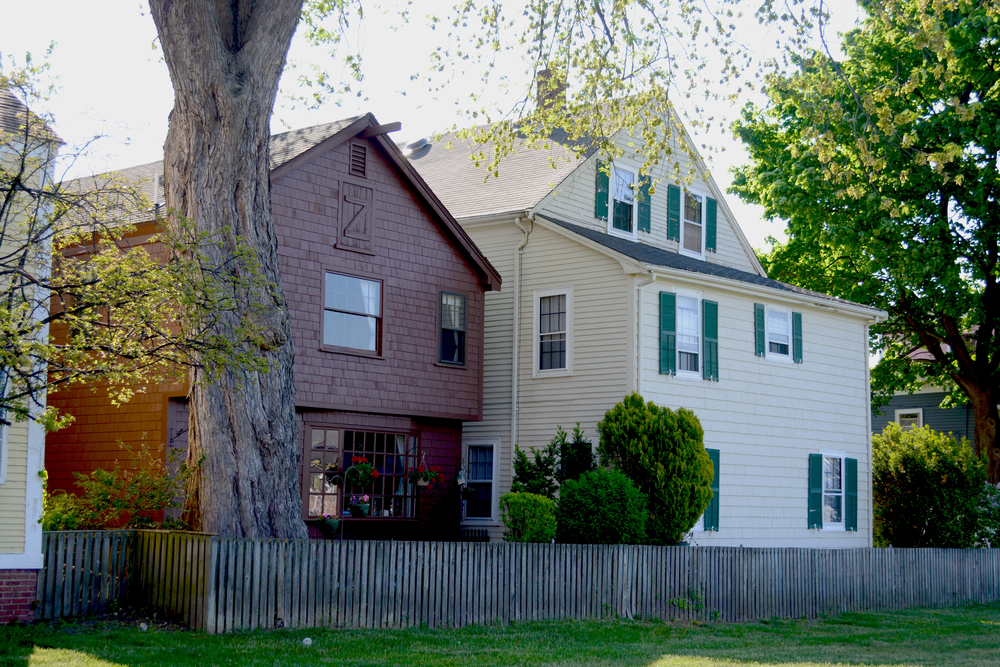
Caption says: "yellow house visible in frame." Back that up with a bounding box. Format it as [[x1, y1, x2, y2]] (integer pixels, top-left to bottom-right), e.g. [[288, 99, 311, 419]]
[[0, 88, 57, 622]]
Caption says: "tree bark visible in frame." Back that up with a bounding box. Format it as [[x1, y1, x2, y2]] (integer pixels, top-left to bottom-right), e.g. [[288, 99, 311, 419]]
[[149, 0, 307, 538], [970, 390, 1000, 484]]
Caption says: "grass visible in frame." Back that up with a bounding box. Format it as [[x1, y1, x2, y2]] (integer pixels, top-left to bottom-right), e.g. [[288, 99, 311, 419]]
[[2, 603, 1000, 667]]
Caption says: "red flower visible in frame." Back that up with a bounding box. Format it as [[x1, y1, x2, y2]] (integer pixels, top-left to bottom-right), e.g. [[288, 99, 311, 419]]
[[372, 470, 380, 478]]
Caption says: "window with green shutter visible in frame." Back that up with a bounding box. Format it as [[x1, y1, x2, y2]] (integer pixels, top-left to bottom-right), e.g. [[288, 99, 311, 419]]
[[659, 291, 676, 376], [810, 453, 858, 531], [792, 311, 803, 363], [846, 457, 858, 532], [705, 197, 717, 252], [704, 448, 720, 531], [595, 160, 610, 221], [667, 184, 680, 241], [638, 176, 651, 233], [754, 303, 766, 357], [702, 300, 719, 382], [808, 453, 823, 529]]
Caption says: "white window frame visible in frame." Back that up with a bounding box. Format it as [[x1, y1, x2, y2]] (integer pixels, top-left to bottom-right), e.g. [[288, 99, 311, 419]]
[[679, 187, 708, 259], [532, 286, 574, 378], [895, 408, 923, 431], [607, 164, 637, 240], [321, 270, 383, 355], [675, 290, 702, 380], [820, 450, 847, 532], [462, 436, 500, 525], [765, 305, 793, 363]]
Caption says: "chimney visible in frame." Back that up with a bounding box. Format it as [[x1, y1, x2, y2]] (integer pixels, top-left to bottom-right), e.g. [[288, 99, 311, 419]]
[[536, 67, 567, 111]]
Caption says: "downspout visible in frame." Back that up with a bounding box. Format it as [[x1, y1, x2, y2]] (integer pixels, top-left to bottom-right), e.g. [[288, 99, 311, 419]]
[[635, 271, 657, 395], [863, 320, 875, 547], [511, 216, 533, 462]]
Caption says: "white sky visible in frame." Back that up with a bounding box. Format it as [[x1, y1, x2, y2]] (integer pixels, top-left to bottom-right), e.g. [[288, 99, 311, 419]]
[[3, 0, 863, 250]]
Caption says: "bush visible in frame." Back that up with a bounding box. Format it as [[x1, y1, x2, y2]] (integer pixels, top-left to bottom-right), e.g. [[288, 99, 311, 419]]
[[558, 424, 596, 484], [499, 492, 557, 542], [975, 482, 1000, 548], [597, 392, 713, 545], [556, 468, 647, 544], [873, 424, 984, 547], [510, 442, 558, 499]]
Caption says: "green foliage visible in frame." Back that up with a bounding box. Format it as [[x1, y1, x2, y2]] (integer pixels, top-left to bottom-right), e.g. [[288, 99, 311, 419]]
[[730, 1, 1000, 478], [42, 445, 198, 530], [873, 424, 984, 548], [556, 468, 647, 544], [499, 492, 557, 543], [511, 442, 559, 500], [975, 482, 1000, 548], [558, 424, 596, 484], [597, 392, 713, 545]]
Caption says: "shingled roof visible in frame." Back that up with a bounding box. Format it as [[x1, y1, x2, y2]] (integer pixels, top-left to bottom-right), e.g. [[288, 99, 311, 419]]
[[0, 89, 61, 143], [402, 127, 594, 219], [540, 215, 880, 312]]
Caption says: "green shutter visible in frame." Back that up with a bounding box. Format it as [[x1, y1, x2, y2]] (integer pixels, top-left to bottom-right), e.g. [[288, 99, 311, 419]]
[[705, 448, 720, 531], [595, 160, 610, 221], [846, 457, 858, 532], [792, 311, 803, 363], [659, 291, 676, 376], [667, 184, 680, 241], [754, 303, 766, 357], [638, 176, 651, 233], [808, 453, 823, 529], [702, 300, 719, 382], [706, 197, 717, 252]]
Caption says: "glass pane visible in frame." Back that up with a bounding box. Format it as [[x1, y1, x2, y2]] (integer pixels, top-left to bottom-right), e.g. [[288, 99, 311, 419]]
[[824, 494, 842, 523], [899, 413, 920, 430], [613, 200, 633, 232], [466, 482, 493, 518], [684, 192, 702, 223], [468, 445, 493, 482], [324, 311, 377, 350], [325, 273, 380, 315], [768, 311, 789, 355], [769, 341, 789, 355], [311, 429, 325, 449], [441, 293, 466, 330], [683, 220, 702, 252], [441, 329, 466, 364], [677, 296, 699, 357], [325, 430, 339, 451], [678, 351, 699, 372], [309, 496, 323, 516], [539, 295, 566, 334], [322, 495, 338, 517], [613, 168, 634, 202], [540, 333, 566, 370], [310, 473, 323, 493], [824, 457, 842, 491]]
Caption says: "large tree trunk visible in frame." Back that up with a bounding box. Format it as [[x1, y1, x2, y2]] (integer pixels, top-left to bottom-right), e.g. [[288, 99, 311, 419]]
[[970, 390, 1000, 484], [149, 0, 307, 538]]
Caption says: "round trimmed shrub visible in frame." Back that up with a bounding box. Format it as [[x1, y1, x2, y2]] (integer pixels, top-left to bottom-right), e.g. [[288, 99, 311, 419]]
[[556, 468, 647, 544], [499, 492, 557, 542]]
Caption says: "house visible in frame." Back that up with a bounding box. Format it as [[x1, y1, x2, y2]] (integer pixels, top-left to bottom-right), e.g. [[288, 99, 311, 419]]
[[0, 89, 58, 622], [404, 113, 885, 546], [45, 114, 500, 541]]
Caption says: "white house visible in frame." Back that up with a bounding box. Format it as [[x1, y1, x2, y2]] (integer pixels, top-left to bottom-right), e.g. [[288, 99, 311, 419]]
[[405, 116, 885, 547]]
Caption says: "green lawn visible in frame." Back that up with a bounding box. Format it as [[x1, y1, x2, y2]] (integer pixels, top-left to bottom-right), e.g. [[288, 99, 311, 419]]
[[3, 603, 1000, 667]]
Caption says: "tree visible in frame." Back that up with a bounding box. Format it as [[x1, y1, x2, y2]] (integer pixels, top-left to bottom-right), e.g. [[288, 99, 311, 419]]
[[730, 0, 1000, 481], [0, 62, 262, 440], [597, 392, 713, 545], [872, 423, 984, 548]]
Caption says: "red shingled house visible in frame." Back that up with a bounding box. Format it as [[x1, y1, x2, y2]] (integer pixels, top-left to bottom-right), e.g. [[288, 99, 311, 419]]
[[45, 114, 501, 540]]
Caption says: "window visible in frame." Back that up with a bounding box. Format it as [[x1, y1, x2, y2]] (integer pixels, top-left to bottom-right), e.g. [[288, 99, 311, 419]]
[[323, 272, 381, 353], [755, 304, 803, 363], [895, 408, 923, 430], [533, 287, 573, 377], [677, 296, 700, 374], [303, 427, 419, 520], [611, 166, 635, 235], [682, 191, 704, 255], [808, 453, 858, 531], [440, 292, 466, 365], [463, 438, 499, 521]]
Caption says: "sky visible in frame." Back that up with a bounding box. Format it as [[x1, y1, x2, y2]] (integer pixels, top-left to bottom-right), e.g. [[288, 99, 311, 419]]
[[3, 0, 863, 250]]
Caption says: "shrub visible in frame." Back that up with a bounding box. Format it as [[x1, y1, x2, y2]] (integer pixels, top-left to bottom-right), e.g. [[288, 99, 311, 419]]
[[499, 492, 557, 542], [597, 392, 713, 545], [511, 441, 559, 499], [556, 468, 647, 544], [975, 482, 1000, 548], [873, 423, 984, 547], [558, 424, 596, 484]]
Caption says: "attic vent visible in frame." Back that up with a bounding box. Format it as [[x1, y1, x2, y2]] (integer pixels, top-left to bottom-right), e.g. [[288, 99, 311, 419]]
[[350, 142, 367, 178]]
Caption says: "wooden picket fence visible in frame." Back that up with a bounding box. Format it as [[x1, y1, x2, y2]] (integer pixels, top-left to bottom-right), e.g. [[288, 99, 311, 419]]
[[35, 531, 136, 620], [36, 530, 1000, 632]]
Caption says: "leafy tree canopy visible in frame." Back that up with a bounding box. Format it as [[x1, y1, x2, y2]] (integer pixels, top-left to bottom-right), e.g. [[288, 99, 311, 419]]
[[730, 0, 1000, 479]]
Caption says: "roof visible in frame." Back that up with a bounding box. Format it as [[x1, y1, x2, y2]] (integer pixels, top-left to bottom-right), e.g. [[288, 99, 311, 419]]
[[64, 114, 501, 291], [540, 215, 881, 312], [402, 127, 593, 219], [0, 89, 61, 143]]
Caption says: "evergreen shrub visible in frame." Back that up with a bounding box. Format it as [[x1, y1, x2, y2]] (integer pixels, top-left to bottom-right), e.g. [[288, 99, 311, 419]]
[[556, 468, 647, 544], [499, 492, 557, 542]]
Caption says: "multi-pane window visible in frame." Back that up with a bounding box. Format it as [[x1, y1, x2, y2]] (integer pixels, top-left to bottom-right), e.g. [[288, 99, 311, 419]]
[[677, 295, 700, 373], [682, 192, 703, 254], [768, 310, 790, 356], [539, 294, 567, 371], [612, 167, 635, 234], [823, 455, 843, 526], [465, 445, 494, 519], [440, 292, 466, 365], [303, 428, 419, 520], [323, 273, 381, 352]]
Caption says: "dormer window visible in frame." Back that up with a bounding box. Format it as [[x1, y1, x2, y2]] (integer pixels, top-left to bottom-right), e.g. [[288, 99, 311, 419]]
[[683, 192, 704, 255], [612, 167, 635, 235], [667, 185, 717, 255], [595, 160, 649, 239]]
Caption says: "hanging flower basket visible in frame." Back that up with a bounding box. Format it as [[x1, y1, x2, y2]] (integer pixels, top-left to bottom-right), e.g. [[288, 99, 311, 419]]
[[317, 515, 340, 538], [347, 495, 371, 518], [405, 453, 442, 487], [344, 456, 379, 487]]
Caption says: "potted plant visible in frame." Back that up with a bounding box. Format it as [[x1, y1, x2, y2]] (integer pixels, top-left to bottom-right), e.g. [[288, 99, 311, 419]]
[[347, 494, 371, 518], [405, 464, 442, 487], [317, 513, 340, 537], [344, 456, 379, 487]]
